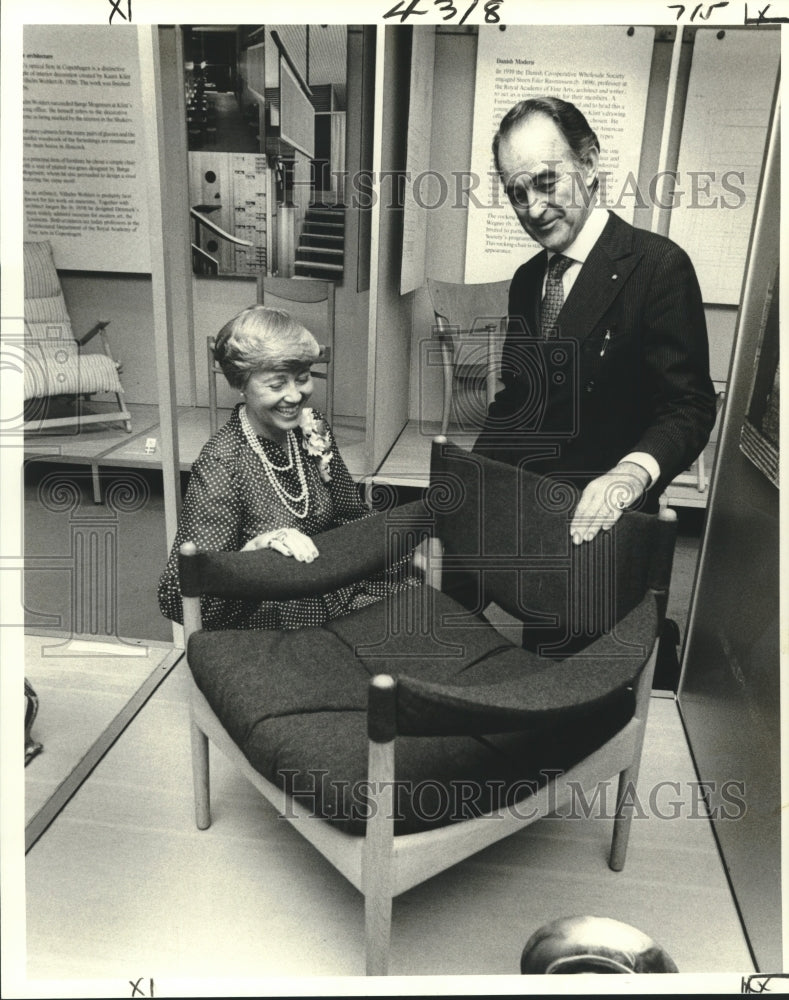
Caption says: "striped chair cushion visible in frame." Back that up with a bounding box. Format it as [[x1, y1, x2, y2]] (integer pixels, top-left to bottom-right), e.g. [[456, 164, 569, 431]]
[[24, 241, 62, 299], [25, 317, 75, 343], [25, 241, 74, 344], [24, 342, 124, 400], [23, 239, 123, 400], [26, 293, 71, 325], [24, 241, 74, 343]]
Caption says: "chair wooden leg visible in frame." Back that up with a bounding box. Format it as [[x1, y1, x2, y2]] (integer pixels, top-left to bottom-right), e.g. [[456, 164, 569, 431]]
[[440, 382, 452, 437], [114, 393, 132, 432], [610, 634, 660, 871], [696, 449, 707, 492], [363, 731, 395, 975], [609, 764, 639, 871], [207, 337, 219, 437], [485, 321, 498, 411], [190, 717, 211, 830], [438, 335, 454, 436], [365, 889, 393, 976], [610, 703, 652, 870]]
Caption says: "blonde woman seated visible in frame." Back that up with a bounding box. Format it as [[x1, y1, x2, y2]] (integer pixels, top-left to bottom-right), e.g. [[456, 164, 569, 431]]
[[159, 305, 417, 630]]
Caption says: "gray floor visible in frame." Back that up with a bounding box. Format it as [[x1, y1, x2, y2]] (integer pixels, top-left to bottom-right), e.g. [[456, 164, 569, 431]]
[[24, 459, 173, 643], [23, 634, 169, 828], [21, 658, 753, 988]]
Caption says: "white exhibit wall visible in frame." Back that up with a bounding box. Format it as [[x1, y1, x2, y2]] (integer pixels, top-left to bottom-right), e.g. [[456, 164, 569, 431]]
[[23, 25, 151, 273]]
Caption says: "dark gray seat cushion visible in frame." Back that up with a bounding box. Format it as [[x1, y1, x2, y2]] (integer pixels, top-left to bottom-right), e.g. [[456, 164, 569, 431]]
[[188, 589, 636, 836]]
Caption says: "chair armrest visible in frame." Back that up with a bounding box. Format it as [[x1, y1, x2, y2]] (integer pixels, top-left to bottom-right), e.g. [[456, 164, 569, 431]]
[[394, 594, 658, 737], [77, 320, 111, 346], [179, 498, 432, 601]]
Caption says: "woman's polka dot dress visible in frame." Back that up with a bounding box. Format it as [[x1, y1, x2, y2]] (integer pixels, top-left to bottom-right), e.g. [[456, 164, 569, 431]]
[[158, 405, 418, 630]]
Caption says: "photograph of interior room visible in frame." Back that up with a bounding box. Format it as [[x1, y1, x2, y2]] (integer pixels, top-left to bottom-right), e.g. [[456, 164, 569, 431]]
[[2, 6, 783, 993]]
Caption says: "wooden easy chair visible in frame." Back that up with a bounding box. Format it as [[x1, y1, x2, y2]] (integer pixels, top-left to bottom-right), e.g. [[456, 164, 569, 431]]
[[206, 275, 335, 436], [667, 380, 728, 495], [427, 277, 511, 435], [23, 241, 132, 433], [178, 438, 677, 975]]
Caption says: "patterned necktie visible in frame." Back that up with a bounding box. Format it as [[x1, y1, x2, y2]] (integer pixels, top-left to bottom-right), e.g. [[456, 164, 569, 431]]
[[541, 253, 573, 337]]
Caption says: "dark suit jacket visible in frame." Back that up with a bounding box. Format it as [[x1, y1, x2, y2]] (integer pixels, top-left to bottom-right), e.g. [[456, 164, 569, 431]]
[[473, 211, 717, 510]]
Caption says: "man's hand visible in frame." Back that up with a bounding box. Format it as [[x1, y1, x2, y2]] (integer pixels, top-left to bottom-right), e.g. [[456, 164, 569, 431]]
[[570, 462, 651, 545], [242, 527, 319, 562]]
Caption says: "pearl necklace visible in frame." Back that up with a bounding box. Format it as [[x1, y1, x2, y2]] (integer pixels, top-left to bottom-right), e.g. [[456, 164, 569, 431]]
[[240, 404, 310, 519]]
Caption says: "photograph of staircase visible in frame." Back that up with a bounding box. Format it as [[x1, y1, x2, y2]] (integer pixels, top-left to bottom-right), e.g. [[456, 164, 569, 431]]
[[295, 204, 345, 281]]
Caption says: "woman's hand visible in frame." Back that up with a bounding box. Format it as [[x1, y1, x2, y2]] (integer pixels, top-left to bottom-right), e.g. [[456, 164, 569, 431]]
[[241, 527, 319, 562]]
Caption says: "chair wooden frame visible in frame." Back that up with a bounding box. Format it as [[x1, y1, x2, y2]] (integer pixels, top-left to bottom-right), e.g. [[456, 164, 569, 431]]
[[427, 278, 510, 436], [23, 318, 133, 434], [183, 648, 659, 976], [179, 439, 676, 976]]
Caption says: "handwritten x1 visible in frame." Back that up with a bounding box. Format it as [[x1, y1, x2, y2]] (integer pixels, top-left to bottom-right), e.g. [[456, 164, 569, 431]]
[[108, 0, 132, 24]]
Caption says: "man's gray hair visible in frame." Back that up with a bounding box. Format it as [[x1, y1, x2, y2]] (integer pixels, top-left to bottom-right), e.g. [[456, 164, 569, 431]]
[[492, 95, 600, 175]]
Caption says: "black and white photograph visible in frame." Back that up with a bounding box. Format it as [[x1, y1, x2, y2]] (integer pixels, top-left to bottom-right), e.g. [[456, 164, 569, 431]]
[[1, 0, 783, 995]]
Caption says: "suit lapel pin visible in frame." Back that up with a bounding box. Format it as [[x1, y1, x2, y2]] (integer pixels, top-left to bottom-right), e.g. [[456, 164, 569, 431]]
[[611, 273, 619, 280]]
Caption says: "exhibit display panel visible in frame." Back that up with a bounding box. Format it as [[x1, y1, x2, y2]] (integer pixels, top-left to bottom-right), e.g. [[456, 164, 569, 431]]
[[464, 25, 654, 284], [23, 26, 151, 273]]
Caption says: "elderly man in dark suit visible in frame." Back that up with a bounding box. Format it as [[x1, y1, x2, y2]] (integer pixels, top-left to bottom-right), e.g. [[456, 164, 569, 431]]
[[474, 96, 717, 545]]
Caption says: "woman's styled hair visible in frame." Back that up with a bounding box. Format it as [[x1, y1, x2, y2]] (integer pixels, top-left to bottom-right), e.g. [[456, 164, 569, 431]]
[[213, 305, 320, 390], [492, 95, 600, 176]]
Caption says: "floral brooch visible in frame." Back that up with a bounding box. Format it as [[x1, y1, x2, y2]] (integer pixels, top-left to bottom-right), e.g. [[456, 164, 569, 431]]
[[299, 407, 333, 482]]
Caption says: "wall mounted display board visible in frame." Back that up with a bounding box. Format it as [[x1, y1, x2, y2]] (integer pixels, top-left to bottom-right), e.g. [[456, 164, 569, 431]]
[[23, 25, 151, 272], [400, 27, 435, 295], [464, 25, 653, 284], [243, 41, 265, 98], [668, 29, 779, 305], [279, 55, 315, 158], [189, 151, 268, 276]]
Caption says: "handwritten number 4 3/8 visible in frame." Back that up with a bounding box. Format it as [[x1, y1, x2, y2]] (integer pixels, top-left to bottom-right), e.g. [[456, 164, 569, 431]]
[[384, 0, 503, 23]]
